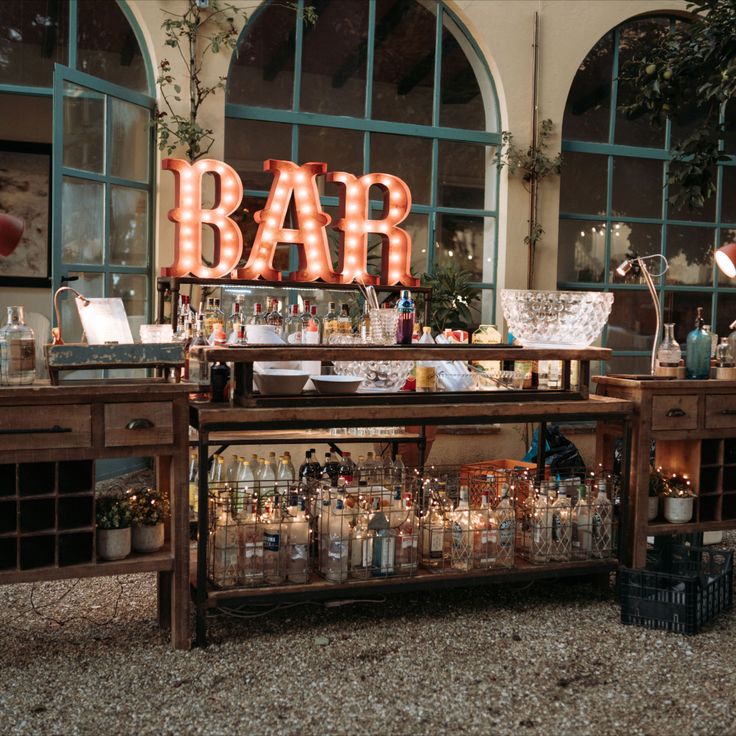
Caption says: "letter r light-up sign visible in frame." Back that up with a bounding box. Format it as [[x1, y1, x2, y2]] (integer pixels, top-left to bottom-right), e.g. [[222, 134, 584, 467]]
[[161, 157, 419, 287]]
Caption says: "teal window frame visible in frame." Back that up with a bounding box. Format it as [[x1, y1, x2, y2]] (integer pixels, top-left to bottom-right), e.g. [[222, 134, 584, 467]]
[[225, 0, 501, 321], [559, 16, 736, 372]]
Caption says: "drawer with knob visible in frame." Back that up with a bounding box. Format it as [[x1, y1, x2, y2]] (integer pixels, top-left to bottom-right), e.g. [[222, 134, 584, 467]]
[[651, 395, 699, 431], [104, 402, 174, 447], [0, 404, 92, 451], [705, 395, 736, 430]]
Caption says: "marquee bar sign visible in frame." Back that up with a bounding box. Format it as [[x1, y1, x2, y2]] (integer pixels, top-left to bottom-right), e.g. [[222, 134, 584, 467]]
[[161, 157, 419, 287]]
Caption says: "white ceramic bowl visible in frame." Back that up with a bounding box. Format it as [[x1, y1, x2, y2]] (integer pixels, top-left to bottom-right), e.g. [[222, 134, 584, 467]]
[[310, 374, 363, 395], [254, 369, 310, 395], [501, 289, 614, 348]]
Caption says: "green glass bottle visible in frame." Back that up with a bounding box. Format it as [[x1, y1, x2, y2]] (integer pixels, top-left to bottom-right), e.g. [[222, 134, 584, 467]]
[[685, 307, 711, 379]]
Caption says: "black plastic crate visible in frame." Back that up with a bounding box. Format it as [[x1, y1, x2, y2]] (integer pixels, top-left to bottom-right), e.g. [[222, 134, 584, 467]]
[[620, 548, 733, 635]]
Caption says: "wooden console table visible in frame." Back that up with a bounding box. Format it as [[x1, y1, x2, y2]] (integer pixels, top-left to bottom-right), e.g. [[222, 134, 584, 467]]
[[0, 381, 191, 649]]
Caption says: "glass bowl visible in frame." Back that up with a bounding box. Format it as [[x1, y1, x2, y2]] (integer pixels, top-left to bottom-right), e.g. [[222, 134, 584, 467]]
[[333, 358, 414, 391], [500, 289, 614, 348]]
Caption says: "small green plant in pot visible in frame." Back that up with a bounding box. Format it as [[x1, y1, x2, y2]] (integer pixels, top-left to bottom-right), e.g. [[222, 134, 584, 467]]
[[96, 496, 132, 561], [661, 472, 696, 525], [128, 487, 170, 554], [648, 465, 666, 522]]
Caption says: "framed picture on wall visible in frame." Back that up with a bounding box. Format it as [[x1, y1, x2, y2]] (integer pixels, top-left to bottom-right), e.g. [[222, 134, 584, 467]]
[[0, 140, 52, 287]]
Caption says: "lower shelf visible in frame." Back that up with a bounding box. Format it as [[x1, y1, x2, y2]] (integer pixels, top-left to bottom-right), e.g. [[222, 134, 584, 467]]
[[197, 557, 617, 607], [647, 519, 736, 535], [0, 546, 174, 585]]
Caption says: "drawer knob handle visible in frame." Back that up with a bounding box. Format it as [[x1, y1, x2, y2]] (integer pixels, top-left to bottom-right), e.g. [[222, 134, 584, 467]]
[[666, 408, 686, 417], [721, 409, 736, 416], [125, 418, 155, 430]]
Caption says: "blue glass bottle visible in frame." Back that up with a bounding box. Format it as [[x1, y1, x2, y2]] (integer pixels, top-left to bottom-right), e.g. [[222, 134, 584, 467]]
[[686, 307, 711, 379]]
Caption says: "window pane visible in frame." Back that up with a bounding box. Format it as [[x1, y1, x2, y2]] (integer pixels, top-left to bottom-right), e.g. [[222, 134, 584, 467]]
[[109, 272, 147, 322], [235, 195, 292, 273], [60, 272, 103, 344], [557, 219, 605, 283], [614, 18, 669, 148], [563, 32, 613, 143], [76, 0, 147, 93], [721, 167, 736, 224], [716, 291, 736, 340], [439, 20, 484, 131], [724, 100, 736, 156], [371, 0, 436, 126], [665, 226, 714, 286], [438, 141, 493, 210], [663, 290, 713, 345], [0, 0, 68, 87], [228, 4, 295, 109], [0, 93, 52, 143], [110, 99, 149, 183], [110, 186, 147, 267], [63, 82, 104, 174], [370, 133, 431, 205], [300, 0, 368, 118], [404, 212, 430, 279], [224, 118, 292, 191], [61, 177, 103, 264], [299, 126, 363, 179], [610, 222, 661, 283], [559, 151, 607, 215], [612, 157, 663, 218], [435, 213, 492, 283], [668, 162, 717, 222], [607, 290, 656, 351]]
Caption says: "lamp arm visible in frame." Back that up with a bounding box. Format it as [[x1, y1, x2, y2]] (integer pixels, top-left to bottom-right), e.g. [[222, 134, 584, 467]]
[[638, 259, 661, 375], [51, 286, 90, 345]]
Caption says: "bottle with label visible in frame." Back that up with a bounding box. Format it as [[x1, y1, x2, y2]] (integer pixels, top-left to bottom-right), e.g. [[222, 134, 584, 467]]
[[549, 483, 572, 561], [284, 304, 303, 344], [392, 453, 406, 488], [323, 302, 338, 344], [259, 457, 276, 497], [325, 498, 349, 582], [471, 324, 502, 377], [415, 326, 437, 392], [450, 486, 473, 571], [350, 497, 373, 579], [322, 452, 341, 486], [202, 297, 216, 337], [704, 324, 718, 358], [277, 456, 294, 486], [262, 497, 288, 584], [591, 478, 613, 559], [248, 303, 265, 326], [657, 323, 681, 369], [238, 497, 264, 585], [338, 452, 356, 485], [572, 482, 592, 560], [359, 301, 371, 342], [337, 303, 352, 335], [309, 305, 322, 342], [211, 492, 239, 587], [265, 298, 283, 335], [395, 494, 418, 574], [369, 497, 396, 576], [188, 315, 211, 403], [395, 290, 415, 345], [235, 458, 258, 513], [299, 449, 322, 492], [284, 451, 296, 482], [303, 315, 320, 345], [529, 483, 551, 563], [474, 492, 497, 569], [0, 306, 35, 386], [686, 307, 712, 379], [494, 480, 515, 566], [421, 493, 449, 571], [287, 496, 309, 584]]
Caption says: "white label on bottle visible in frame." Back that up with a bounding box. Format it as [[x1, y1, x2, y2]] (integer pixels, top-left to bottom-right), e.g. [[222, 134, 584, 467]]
[[430, 528, 444, 557], [499, 519, 514, 547], [244, 541, 264, 558], [290, 543, 307, 561], [263, 533, 280, 552], [481, 531, 490, 545], [328, 540, 348, 559]]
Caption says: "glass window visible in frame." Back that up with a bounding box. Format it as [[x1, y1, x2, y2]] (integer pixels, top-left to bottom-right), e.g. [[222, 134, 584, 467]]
[[612, 157, 663, 219], [559, 152, 607, 215]]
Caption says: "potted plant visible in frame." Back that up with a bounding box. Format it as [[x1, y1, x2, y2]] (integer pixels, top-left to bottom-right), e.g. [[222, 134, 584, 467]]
[[648, 466, 665, 521], [661, 473, 696, 524], [96, 496, 132, 561], [128, 487, 170, 553]]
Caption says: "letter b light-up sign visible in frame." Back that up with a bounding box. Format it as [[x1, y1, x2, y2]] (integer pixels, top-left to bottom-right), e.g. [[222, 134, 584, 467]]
[[161, 157, 419, 286]]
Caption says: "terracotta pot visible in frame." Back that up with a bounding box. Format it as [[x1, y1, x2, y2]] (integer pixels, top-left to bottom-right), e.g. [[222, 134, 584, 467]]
[[647, 495, 659, 521], [663, 496, 694, 524], [97, 527, 132, 561], [132, 522, 165, 553]]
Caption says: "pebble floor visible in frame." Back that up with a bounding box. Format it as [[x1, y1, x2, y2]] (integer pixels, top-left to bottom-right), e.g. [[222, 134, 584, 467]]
[[1, 552, 736, 736]]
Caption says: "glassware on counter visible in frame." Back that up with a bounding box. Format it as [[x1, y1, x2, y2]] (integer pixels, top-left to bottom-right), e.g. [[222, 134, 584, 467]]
[[657, 323, 681, 368], [686, 307, 711, 379], [369, 308, 398, 345], [0, 305, 35, 385]]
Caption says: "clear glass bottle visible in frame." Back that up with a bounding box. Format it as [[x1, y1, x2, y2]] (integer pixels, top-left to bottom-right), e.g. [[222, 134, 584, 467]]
[[591, 478, 613, 559], [338, 452, 356, 485], [494, 481, 515, 565], [325, 498, 349, 582], [322, 302, 338, 344], [572, 482, 592, 560], [211, 492, 239, 587], [248, 303, 265, 326], [395, 494, 418, 574], [238, 497, 264, 585], [450, 486, 473, 571], [473, 492, 497, 569], [717, 337, 734, 368], [188, 315, 211, 403], [686, 307, 712, 379], [337, 303, 352, 335], [369, 497, 396, 576], [0, 306, 35, 385], [262, 496, 288, 584], [265, 298, 283, 335], [309, 305, 322, 342], [350, 496, 373, 579], [549, 484, 572, 561], [284, 304, 303, 344], [657, 323, 681, 367], [287, 496, 309, 584], [704, 325, 718, 358]]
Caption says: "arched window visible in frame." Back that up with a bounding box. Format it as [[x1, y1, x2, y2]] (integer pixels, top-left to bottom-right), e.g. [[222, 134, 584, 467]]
[[558, 14, 736, 374], [225, 0, 500, 323]]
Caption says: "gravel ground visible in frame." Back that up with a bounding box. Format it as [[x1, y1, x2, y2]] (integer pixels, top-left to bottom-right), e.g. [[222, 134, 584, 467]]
[[1, 553, 736, 736]]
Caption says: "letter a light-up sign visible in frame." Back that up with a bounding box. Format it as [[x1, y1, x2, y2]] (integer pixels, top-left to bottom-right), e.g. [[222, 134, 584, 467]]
[[161, 158, 243, 278], [237, 160, 339, 283]]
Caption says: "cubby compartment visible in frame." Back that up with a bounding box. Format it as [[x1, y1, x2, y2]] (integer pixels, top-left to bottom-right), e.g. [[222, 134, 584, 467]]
[[58, 532, 93, 567], [20, 535, 55, 570], [722, 494, 736, 520], [0, 538, 16, 570], [699, 466, 721, 494], [19, 462, 55, 497], [698, 494, 720, 522], [725, 439, 736, 464], [0, 465, 15, 497], [58, 496, 93, 530], [723, 466, 736, 493], [58, 461, 95, 495], [701, 439, 721, 466], [0, 501, 16, 534], [19, 499, 55, 533]]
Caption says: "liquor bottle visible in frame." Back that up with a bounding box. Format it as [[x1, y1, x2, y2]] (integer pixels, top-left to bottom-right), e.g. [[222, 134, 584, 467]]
[[322, 451, 341, 486], [226, 455, 240, 484], [494, 479, 515, 565], [591, 478, 613, 559], [337, 303, 352, 335], [213, 298, 225, 331], [717, 337, 734, 368], [287, 496, 309, 584], [309, 305, 322, 342], [202, 297, 216, 337], [450, 486, 473, 571], [268, 451, 279, 479], [325, 498, 349, 582], [299, 449, 322, 491], [572, 482, 592, 560], [303, 315, 320, 345], [369, 497, 396, 576], [395, 494, 418, 574], [338, 452, 356, 485], [300, 299, 311, 327], [530, 484, 551, 563], [277, 456, 294, 486], [238, 497, 264, 584], [350, 499, 373, 579], [263, 496, 288, 584], [422, 490, 449, 571], [323, 302, 338, 344], [265, 298, 283, 335], [392, 453, 406, 488], [359, 301, 371, 342], [704, 325, 718, 358], [549, 483, 572, 561], [657, 323, 681, 369], [260, 457, 276, 496], [227, 298, 242, 345], [236, 457, 258, 499], [474, 492, 497, 569], [188, 315, 211, 403], [283, 451, 296, 482], [211, 492, 239, 587], [395, 290, 415, 345], [248, 303, 265, 326], [284, 304, 303, 344], [0, 306, 35, 385], [686, 307, 711, 379]]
